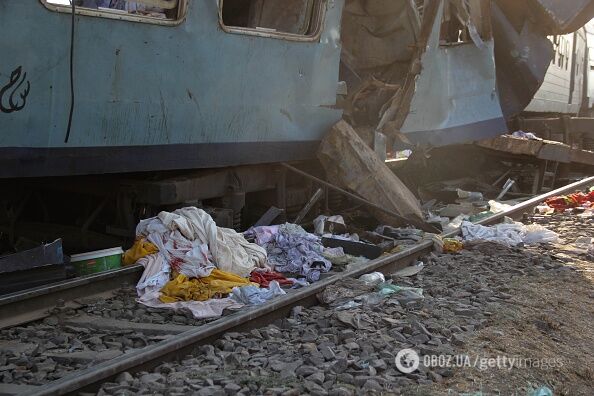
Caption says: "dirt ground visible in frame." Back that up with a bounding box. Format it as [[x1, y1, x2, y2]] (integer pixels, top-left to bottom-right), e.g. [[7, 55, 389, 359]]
[[418, 214, 594, 396]]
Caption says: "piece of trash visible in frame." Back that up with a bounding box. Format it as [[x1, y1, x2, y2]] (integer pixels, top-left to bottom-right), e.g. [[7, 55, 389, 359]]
[[535, 204, 555, 215], [378, 283, 423, 297], [489, 200, 513, 214], [443, 238, 464, 253], [443, 214, 469, 233], [457, 188, 484, 202], [468, 211, 494, 223], [528, 386, 553, 396], [335, 300, 362, 310], [358, 272, 386, 286], [568, 237, 594, 255], [392, 262, 425, 277], [313, 215, 347, 235], [289, 278, 310, 288], [512, 130, 541, 141]]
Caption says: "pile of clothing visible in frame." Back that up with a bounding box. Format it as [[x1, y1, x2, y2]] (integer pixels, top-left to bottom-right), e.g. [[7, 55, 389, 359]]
[[545, 189, 594, 212], [245, 223, 332, 282], [126, 207, 291, 318]]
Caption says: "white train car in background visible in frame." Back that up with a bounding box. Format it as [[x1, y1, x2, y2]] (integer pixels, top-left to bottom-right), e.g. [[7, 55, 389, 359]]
[[525, 26, 590, 115]]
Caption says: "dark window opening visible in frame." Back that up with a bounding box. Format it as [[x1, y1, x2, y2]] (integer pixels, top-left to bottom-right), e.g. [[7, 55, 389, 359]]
[[221, 0, 321, 36], [439, 0, 491, 46]]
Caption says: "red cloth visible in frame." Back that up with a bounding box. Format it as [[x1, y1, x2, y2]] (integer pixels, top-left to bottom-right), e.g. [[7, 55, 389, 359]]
[[250, 271, 293, 288], [545, 192, 594, 211]]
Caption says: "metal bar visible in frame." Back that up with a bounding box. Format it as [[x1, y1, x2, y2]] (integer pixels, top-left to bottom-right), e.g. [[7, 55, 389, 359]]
[[293, 188, 324, 224], [280, 163, 438, 233]]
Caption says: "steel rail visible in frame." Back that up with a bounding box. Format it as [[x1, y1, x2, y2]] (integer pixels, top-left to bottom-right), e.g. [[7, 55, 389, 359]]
[[0, 265, 143, 329], [23, 176, 594, 395]]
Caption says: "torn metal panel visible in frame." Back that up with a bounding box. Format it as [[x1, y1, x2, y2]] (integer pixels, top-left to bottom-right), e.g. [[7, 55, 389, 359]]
[[398, 0, 507, 147], [494, 0, 594, 35], [534, 0, 594, 34], [492, 3, 554, 119], [340, 0, 421, 127]]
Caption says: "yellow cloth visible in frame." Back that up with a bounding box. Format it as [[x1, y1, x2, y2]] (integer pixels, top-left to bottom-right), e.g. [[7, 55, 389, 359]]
[[159, 269, 256, 303], [443, 238, 464, 253], [123, 238, 159, 265]]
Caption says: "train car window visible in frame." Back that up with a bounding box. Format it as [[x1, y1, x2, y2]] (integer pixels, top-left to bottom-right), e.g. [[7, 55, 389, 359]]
[[220, 0, 324, 40], [41, 0, 187, 25]]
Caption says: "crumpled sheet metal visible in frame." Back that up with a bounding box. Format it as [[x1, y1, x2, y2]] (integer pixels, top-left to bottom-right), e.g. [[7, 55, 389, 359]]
[[318, 120, 424, 224], [399, 0, 508, 147], [533, 0, 594, 34]]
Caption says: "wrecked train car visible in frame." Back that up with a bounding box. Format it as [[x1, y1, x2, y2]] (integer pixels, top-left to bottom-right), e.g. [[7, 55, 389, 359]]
[[1, 0, 593, 248], [1, 0, 594, 176]]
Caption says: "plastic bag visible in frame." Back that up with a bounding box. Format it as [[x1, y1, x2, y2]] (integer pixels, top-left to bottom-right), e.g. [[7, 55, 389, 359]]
[[535, 204, 555, 215], [489, 200, 512, 214], [522, 224, 560, 245], [378, 283, 423, 297], [457, 189, 484, 201], [359, 272, 385, 286]]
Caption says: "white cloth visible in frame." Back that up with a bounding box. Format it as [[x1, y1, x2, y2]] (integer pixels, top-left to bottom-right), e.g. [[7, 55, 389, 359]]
[[134, 207, 268, 319], [137, 207, 268, 278], [136, 254, 170, 297], [461, 220, 559, 247], [230, 281, 286, 306], [138, 290, 242, 319]]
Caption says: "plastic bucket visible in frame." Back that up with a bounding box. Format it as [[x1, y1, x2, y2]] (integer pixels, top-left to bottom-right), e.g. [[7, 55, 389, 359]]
[[70, 247, 123, 276]]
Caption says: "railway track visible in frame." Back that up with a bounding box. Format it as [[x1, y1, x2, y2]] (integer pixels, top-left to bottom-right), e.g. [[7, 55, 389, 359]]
[[0, 176, 593, 396]]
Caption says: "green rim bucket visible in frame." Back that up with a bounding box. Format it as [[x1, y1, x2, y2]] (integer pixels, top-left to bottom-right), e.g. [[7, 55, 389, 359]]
[[70, 247, 123, 276]]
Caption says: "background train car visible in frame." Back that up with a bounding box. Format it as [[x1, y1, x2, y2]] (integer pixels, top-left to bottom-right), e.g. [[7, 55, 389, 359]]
[[525, 27, 589, 115]]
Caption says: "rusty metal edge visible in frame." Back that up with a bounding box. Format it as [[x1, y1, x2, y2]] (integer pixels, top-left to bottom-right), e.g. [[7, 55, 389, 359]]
[[26, 176, 594, 395]]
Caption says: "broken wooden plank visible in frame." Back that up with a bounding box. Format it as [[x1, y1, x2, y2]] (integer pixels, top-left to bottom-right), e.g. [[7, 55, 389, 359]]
[[317, 120, 425, 227], [477, 135, 594, 166]]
